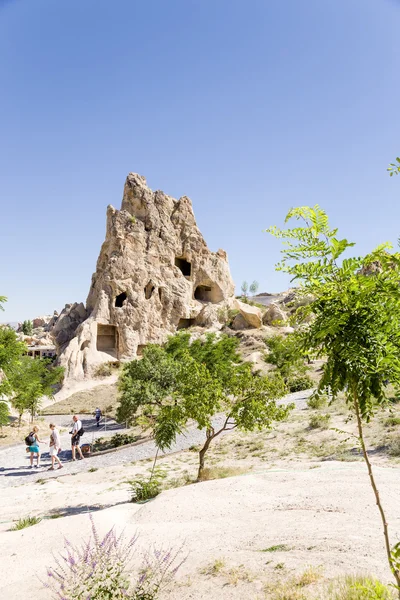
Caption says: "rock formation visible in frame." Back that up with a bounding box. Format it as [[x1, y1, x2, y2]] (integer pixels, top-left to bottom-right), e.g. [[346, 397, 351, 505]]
[[56, 173, 235, 380]]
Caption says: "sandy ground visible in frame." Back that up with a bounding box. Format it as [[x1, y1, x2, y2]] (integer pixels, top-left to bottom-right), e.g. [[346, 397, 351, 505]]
[[1, 454, 400, 599]]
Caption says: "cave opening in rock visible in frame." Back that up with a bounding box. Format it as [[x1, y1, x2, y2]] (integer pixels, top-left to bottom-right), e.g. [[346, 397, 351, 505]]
[[96, 324, 118, 355], [177, 318, 196, 329], [137, 344, 146, 356], [80, 341, 90, 351], [175, 257, 191, 277], [194, 283, 224, 303], [144, 282, 155, 300], [115, 292, 127, 307]]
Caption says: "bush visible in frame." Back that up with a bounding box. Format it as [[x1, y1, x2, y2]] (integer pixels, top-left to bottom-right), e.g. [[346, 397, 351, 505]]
[[309, 413, 331, 430], [307, 394, 328, 410], [388, 438, 400, 457], [327, 574, 395, 599], [287, 373, 314, 393], [94, 362, 120, 378], [93, 432, 140, 452], [44, 515, 185, 600], [198, 466, 248, 481], [11, 516, 41, 530], [129, 468, 166, 502], [385, 416, 400, 427], [265, 334, 306, 378]]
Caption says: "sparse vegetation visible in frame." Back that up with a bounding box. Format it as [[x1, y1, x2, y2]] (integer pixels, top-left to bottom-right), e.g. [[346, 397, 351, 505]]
[[307, 394, 328, 409], [265, 333, 313, 393], [93, 432, 140, 452], [309, 413, 331, 430], [197, 465, 248, 481], [261, 544, 290, 552], [12, 516, 41, 530], [94, 361, 120, 378], [129, 467, 166, 502], [326, 574, 395, 599]]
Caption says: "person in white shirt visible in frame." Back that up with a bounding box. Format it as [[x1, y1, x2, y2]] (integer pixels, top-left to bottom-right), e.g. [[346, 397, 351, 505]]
[[48, 423, 63, 470], [70, 415, 84, 461]]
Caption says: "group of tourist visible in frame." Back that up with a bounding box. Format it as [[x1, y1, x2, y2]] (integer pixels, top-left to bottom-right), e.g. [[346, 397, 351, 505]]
[[24, 409, 102, 470]]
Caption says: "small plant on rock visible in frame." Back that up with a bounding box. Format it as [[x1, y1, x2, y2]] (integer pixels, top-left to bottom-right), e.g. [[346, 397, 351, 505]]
[[129, 467, 166, 502], [12, 516, 41, 530]]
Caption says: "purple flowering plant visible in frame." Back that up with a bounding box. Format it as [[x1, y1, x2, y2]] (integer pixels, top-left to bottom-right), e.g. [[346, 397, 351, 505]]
[[43, 514, 185, 600]]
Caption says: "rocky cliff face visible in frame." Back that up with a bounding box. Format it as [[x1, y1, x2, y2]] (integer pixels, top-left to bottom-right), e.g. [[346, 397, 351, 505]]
[[56, 173, 235, 380]]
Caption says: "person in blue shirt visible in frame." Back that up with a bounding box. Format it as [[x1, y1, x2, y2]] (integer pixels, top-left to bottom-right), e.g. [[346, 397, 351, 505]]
[[94, 407, 102, 428]]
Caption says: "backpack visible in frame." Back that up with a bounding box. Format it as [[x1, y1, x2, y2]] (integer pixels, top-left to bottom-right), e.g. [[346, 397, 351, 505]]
[[77, 426, 84, 437], [25, 432, 35, 446]]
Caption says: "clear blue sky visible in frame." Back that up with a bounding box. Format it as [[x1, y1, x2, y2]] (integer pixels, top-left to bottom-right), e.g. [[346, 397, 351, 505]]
[[1, 0, 400, 322]]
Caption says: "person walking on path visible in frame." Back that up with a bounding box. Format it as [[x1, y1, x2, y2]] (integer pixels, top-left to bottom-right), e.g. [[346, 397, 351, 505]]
[[94, 407, 102, 428], [70, 415, 84, 461], [48, 423, 63, 470], [25, 426, 46, 468]]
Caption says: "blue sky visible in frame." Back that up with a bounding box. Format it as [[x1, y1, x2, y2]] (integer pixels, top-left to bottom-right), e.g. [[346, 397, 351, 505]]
[[1, 0, 400, 322]]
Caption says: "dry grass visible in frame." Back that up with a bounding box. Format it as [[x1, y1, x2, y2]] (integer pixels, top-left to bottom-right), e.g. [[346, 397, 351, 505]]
[[42, 383, 118, 416], [198, 465, 249, 481], [0, 417, 46, 447]]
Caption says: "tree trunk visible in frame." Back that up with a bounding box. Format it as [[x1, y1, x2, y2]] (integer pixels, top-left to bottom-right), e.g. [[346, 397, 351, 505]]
[[197, 429, 215, 482], [353, 390, 400, 594]]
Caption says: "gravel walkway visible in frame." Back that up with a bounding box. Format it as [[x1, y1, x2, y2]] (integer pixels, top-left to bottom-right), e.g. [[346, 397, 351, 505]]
[[0, 389, 313, 488]]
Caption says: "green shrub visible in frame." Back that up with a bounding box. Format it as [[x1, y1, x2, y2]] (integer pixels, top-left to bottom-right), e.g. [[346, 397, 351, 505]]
[[385, 416, 400, 427], [307, 394, 327, 409], [265, 334, 306, 378], [309, 413, 331, 430], [94, 362, 120, 378], [12, 516, 41, 530], [287, 373, 314, 393], [388, 438, 400, 457], [93, 432, 139, 452], [129, 468, 166, 502], [327, 574, 395, 599]]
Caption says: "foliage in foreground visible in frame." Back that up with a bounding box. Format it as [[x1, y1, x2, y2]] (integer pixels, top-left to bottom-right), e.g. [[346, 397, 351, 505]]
[[118, 332, 290, 480], [327, 574, 395, 599], [0, 324, 26, 396], [12, 516, 42, 530], [264, 333, 313, 392], [44, 515, 184, 600], [268, 204, 400, 591]]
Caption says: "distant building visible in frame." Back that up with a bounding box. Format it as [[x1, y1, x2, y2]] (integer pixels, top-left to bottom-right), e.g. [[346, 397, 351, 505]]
[[26, 345, 57, 359]]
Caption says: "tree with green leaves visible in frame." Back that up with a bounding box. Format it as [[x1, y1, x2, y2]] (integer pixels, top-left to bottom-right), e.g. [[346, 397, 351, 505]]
[[0, 326, 27, 397], [0, 401, 9, 429], [21, 320, 33, 335], [388, 157, 400, 176], [267, 205, 400, 593], [249, 280, 259, 296], [118, 333, 289, 480], [240, 281, 248, 301], [8, 357, 64, 424]]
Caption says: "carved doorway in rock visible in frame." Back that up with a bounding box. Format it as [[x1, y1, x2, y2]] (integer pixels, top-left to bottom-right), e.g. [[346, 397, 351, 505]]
[[96, 324, 118, 357]]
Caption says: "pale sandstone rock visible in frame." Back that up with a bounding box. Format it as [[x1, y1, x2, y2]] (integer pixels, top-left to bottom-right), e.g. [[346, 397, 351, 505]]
[[234, 299, 262, 329], [231, 313, 251, 330], [262, 303, 287, 326], [56, 173, 235, 380]]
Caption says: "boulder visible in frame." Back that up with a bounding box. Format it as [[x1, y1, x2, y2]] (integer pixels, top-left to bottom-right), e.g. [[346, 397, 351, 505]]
[[235, 299, 262, 329], [231, 313, 251, 330], [56, 173, 235, 380], [262, 303, 287, 326]]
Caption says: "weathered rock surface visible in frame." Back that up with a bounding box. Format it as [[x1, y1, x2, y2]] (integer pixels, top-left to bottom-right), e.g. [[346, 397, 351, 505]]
[[262, 303, 287, 326], [56, 173, 235, 380], [234, 299, 262, 329], [231, 313, 251, 330]]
